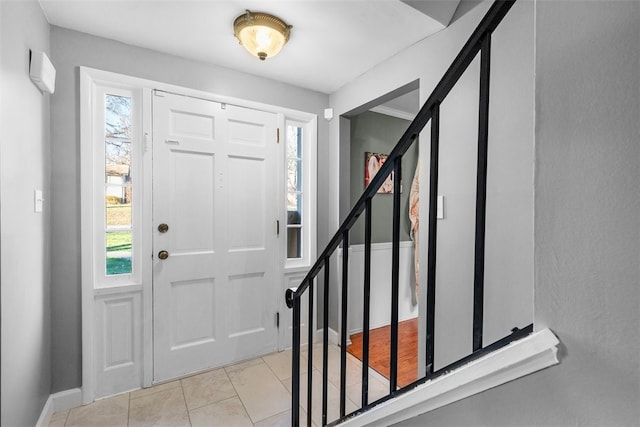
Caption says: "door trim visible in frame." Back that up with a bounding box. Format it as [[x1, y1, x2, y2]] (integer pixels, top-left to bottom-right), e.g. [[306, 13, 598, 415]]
[[80, 67, 317, 403]]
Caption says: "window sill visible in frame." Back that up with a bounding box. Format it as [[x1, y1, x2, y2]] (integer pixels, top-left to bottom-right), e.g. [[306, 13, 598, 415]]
[[94, 283, 143, 296], [283, 264, 311, 274]]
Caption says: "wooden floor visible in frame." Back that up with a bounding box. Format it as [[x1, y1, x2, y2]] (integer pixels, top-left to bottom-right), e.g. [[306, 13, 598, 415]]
[[346, 318, 418, 388]]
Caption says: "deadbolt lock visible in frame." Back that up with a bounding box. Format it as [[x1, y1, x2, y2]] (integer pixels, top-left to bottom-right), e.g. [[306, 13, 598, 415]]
[[158, 250, 169, 260], [158, 223, 169, 233]]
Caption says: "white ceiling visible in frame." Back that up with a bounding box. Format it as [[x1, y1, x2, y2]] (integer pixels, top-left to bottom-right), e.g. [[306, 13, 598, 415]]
[[39, 0, 459, 94]]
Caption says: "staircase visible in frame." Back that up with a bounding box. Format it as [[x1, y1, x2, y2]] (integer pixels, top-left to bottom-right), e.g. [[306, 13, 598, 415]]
[[285, 1, 558, 425]]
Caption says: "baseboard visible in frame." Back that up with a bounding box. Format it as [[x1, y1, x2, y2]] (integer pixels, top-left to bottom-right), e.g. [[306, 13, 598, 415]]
[[35, 395, 55, 427], [315, 327, 340, 346], [36, 388, 82, 427], [348, 315, 419, 337]]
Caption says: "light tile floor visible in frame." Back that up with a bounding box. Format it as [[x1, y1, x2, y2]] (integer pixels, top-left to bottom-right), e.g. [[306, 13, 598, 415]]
[[48, 345, 389, 427]]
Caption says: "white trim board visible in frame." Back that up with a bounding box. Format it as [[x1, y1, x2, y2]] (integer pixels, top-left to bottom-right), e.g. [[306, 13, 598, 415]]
[[315, 327, 340, 347], [339, 328, 560, 426], [36, 388, 82, 427], [369, 105, 416, 121], [338, 242, 418, 337]]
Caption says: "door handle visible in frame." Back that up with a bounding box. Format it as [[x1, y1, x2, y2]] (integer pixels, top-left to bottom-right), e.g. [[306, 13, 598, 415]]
[[158, 250, 169, 260]]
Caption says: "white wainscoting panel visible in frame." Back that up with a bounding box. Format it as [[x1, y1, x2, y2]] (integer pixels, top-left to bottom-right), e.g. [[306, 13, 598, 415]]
[[280, 271, 312, 351], [94, 290, 142, 398], [339, 242, 418, 336]]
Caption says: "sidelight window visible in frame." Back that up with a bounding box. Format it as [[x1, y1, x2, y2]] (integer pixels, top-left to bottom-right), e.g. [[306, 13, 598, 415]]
[[105, 94, 133, 276], [91, 84, 142, 287], [284, 117, 316, 269], [286, 124, 304, 259]]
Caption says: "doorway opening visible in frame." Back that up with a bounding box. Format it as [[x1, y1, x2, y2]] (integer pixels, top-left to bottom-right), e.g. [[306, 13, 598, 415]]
[[338, 81, 421, 386]]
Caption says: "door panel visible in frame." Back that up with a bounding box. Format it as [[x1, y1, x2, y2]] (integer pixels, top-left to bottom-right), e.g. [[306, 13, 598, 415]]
[[227, 273, 266, 337], [170, 110, 215, 140], [171, 151, 215, 252], [227, 156, 266, 250], [169, 278, 216, 349], [224, 104, 278, 359], [153, 92, 278, 382]]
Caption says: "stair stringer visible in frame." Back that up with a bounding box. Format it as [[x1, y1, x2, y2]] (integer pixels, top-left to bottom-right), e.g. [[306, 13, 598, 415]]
[[338, 328, 560, 426]]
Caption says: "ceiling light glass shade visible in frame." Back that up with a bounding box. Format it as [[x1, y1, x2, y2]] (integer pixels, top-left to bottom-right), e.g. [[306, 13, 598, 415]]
[[233, 10, 291, 61]]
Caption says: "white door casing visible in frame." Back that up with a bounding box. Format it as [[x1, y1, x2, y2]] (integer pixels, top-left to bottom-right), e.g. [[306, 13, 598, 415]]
[[152, 91, 279, 381]]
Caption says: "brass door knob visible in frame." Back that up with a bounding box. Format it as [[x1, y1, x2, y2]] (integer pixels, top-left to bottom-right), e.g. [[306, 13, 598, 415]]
[[158, 250, 169, 260], [158, 223, 169, 233]]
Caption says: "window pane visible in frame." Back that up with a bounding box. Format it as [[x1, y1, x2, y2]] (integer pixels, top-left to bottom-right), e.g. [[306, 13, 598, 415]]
[[106, 231, 132, 275], [105, 144, 132, 183], [105, 94, 132, 183], [287, 227, 302, 259], [105, 192, 132, 227], [287, 159, 302, 193], [286, 135, 297, 159], [287, 194, 302, 225], [105, 95, 131, 139], [104, 94, 133, 278], [287, 126, 302, 158], [286, 123, 304, 262]]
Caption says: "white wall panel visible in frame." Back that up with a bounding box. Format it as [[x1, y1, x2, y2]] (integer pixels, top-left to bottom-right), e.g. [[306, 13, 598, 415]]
[[339, 242, 418, 336], [94, 291, 142, 398]]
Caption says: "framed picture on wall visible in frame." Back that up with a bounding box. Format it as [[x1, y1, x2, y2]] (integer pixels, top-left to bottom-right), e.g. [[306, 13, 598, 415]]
[[365, 152, 395, 194]]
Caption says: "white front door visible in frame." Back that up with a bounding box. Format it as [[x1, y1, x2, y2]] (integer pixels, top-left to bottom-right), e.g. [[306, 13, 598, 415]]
[[152, 91, 279, 382]]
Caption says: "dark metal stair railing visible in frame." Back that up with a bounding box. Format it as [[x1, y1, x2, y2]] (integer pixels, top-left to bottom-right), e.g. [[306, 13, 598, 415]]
[[285, 1, 527, 425]]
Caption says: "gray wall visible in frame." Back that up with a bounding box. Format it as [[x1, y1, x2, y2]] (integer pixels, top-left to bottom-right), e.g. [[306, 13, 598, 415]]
[[49, 27, 330, 392], [434, 0, 535, 364], [348, 111, 416, 245], [398, 1, 640, 425], [0, 0, 52, 425]]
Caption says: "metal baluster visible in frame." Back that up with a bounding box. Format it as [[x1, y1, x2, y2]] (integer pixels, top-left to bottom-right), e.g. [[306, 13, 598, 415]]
[[307, 279, 314, 427], [290, 289, 301, 427], [340, 231, 349, 417], [390, 159, 402, 392], [361, 198, 372, 406], [322, 259, 330, 426], [473, 33, 491, 352]]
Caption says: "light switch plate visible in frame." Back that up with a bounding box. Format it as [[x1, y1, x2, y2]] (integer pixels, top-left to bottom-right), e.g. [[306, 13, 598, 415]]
[[437, 195, 444, 219], [34, 190, 44, 213]]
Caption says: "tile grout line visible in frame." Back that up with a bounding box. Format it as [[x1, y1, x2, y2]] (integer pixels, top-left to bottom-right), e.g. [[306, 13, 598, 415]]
[[325, 344, 367, 420], [179, 380, 194, 426], [260, 353, 298, 426], [54, 409, 71, 427], [126, 392, 131, 427], [223, 364, 256, 426], [263, 352, 294, 385], [129, 381, 182, 401]]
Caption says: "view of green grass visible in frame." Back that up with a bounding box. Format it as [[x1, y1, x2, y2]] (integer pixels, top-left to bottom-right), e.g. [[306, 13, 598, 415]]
[[106, 231, 132, 252], [106, 231, 132, 275], [106, 257, 132, 275]]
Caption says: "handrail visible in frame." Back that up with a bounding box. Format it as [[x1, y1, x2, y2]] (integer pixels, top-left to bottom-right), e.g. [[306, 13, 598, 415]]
[[286, 1, 520, 425], [286, 0, 516, 309]]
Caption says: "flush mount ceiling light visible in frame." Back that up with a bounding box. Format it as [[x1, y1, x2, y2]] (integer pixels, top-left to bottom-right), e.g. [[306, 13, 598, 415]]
[[233, 10, 292, 61]]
